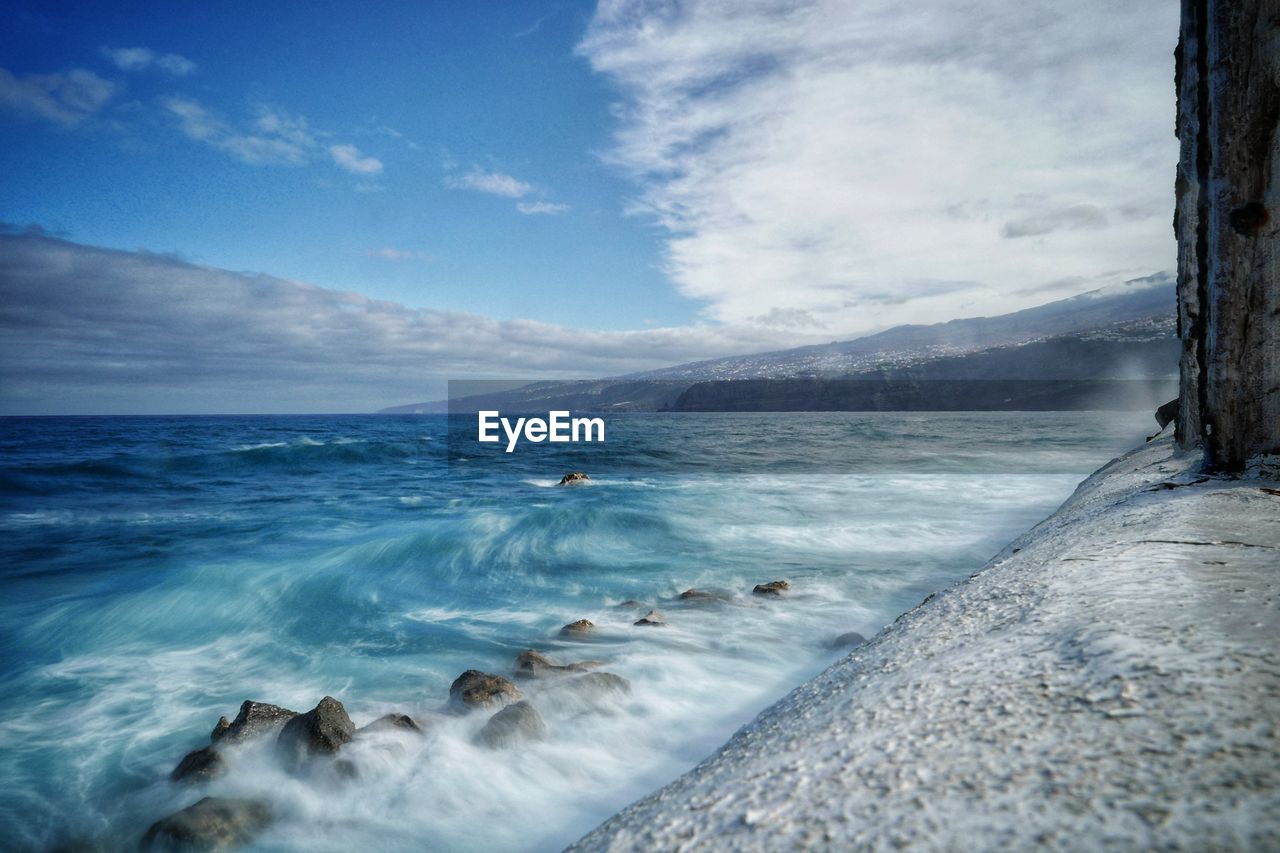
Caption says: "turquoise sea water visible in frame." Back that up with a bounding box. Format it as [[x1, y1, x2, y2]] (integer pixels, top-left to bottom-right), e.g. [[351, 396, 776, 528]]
[[0, 412, 1152, 851]]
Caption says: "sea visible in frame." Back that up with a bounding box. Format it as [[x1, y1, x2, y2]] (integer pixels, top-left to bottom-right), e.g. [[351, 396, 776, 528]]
[[0, 411, 1153, 851]]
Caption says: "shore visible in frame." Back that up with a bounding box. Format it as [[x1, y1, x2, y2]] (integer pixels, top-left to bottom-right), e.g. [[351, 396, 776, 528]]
[[570, 436, 1280, 849]]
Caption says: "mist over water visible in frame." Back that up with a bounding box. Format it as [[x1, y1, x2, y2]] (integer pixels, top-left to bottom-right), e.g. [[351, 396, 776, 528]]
[[0, 412, 1152, 851]]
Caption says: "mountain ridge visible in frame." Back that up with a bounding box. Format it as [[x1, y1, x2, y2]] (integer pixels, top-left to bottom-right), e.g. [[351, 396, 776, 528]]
[[379, 273, 1175, 414]]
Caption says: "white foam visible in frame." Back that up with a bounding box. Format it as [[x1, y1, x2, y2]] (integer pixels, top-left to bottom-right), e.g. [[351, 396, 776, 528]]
[[232, 441, 289, 451]]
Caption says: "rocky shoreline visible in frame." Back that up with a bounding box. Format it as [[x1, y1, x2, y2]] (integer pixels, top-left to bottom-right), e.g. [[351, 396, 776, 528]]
[[137, 545, 819, 850], [123, 436, 1280, 850], [567, 437, 1280, 849]]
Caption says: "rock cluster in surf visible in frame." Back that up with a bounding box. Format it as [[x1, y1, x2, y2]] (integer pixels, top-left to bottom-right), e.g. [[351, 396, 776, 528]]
[[140, 568, 867, 849]]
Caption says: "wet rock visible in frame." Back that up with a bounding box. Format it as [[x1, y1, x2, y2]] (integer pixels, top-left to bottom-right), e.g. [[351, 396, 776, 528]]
[[565, 672, 632, 700], [357, 713, 425, 736], [513, 649, 601, 680], [1154, 398, 1179, 430], [170, 746, 226, 784], [752, 580, 791, 596], [475, 701, 548, 749], [276, 696, 355, 771], [559, 619, 595, 637], [612, 599, 647, 610], [634, 610, 666, 626], [140, 797, 272, 851], [558, 472, 590, 485], [448, 670, 523, 712], [514, 649, 557, 678], [678, 588, 733, 605], [211, 701, 297, 745], [830, 631, 868, 650]]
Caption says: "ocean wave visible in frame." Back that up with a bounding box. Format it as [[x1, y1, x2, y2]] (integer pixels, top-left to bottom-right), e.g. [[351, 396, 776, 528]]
[[0, 411, 1154, 849]]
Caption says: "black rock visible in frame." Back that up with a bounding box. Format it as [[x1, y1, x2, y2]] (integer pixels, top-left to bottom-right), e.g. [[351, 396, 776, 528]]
[[752, 580, 791, 596], [448, 670, 523, 712], [559, 619, 595, 637], [140, 797, 272, 851], [210, 717, 230, 742], [357, 713, 425, 736], [276, 696, 355, 771], [474, 701, 548, 749], [677, 588, 734, 605], [634, 610, 665, 626], [211, 701, 297, 745], [513, 649, 601, 680], [558, 472, 590, 485], [170, 746, 225, 784], [830, 631, 868, 649], [1154, 397, 1179, 429]]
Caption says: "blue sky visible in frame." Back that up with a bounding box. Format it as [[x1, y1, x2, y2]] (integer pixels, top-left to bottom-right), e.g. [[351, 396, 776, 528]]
[[1, 1, 690, 329], [0, 1, 1179, 413]]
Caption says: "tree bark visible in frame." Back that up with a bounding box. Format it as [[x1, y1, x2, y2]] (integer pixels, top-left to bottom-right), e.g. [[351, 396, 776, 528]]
[[1175, 0, 1280, 470]]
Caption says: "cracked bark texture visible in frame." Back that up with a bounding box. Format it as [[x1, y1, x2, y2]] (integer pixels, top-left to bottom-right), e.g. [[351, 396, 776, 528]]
[[1175, 0, 1280, 470]]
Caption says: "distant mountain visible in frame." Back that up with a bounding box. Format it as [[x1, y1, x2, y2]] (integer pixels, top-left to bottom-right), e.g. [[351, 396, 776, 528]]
[[379, 380, 689, 415], [379, 273, 1176, 414], [627, 272, 1174, 381], [670, 377, 1178, 413]]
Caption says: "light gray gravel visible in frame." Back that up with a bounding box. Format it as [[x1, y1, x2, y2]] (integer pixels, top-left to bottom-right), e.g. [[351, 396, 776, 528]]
[[569, 437, 1280, 850]]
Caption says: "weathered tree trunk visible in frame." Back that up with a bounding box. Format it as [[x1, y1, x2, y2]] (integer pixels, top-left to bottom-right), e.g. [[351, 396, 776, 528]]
[[1174, 0, 1280, 471]]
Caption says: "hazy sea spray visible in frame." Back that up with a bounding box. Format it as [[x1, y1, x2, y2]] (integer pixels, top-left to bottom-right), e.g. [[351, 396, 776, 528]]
[[0, 412, 1152, 850]]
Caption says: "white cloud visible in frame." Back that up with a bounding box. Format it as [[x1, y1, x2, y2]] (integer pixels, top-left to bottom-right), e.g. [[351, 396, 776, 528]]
[[163, 99, 375, 172], [254, 110, 315, 147], [579, 0, 1178, 336], [330, 143, 383, 175], [222, 134, 309, 166], [0, 231, 821, 413], [102, 47, 152, 71], [517, 201, 570, 215], [101, 46, 196, 76], [367, 247, 428, 261], [450, 167, 570, 214], [164, 97, 223, 141], [0, 67, 117, 126], [1001, 203, 1109, 238], [164, 98, 309, 165], [450, 167, 533, 198], [156, 54, 198, 76]]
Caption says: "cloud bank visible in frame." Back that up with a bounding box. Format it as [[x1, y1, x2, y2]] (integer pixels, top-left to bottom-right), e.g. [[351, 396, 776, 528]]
[[579, 0, 1178, 332], [0, 232, 807, 414]]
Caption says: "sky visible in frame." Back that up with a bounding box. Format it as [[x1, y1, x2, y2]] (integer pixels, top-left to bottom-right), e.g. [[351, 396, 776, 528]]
[[0, 0, 1180, 414]]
